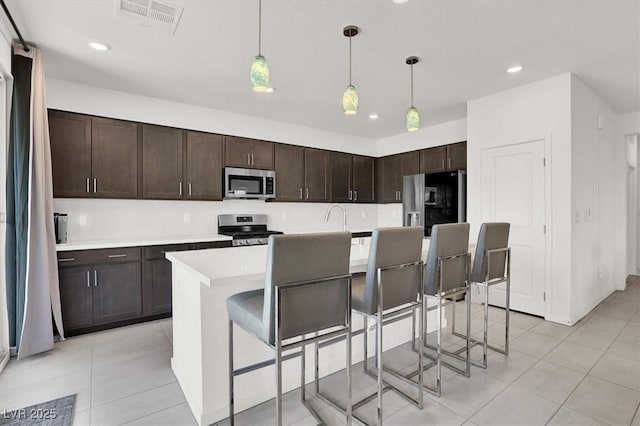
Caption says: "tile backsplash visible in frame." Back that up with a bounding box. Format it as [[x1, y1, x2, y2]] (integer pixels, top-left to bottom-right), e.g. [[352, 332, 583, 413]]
[[53, 198, 383, 242]]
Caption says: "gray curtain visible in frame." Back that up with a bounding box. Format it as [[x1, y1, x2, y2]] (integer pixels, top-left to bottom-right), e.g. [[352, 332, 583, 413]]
[[5, 43, 63, 359]]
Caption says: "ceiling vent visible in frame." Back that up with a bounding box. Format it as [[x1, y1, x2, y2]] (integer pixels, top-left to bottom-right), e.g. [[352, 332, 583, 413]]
[[117, 0, 184, 34]]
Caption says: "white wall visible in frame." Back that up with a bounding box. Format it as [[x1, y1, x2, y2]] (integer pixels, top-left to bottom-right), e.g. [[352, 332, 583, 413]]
[[53, 198, 379, 242], [570, 75, 618, 320], [376, 118, 467, 157], [618, 111, 640, 278], [467, 73, 572, 324], [46, 79, 378, 157]]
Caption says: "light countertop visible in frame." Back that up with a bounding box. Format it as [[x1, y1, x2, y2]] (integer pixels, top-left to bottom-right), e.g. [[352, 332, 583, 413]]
[[55, 234, 233, 252]]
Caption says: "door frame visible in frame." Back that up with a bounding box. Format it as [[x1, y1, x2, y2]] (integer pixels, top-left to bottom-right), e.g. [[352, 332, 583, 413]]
[[479, 135, 553, 319]]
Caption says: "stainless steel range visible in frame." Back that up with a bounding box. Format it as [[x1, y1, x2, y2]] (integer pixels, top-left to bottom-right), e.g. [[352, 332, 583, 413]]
[[217, 214, 283, 246]]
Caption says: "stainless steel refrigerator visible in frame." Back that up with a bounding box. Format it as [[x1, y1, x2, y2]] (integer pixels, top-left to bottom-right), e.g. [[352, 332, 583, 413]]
[[402, 170, 467, 236]]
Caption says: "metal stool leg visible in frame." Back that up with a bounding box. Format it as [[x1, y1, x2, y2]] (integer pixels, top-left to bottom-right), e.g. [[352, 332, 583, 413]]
[[376, 316, 383, 425], [228, 320, 235, 426]]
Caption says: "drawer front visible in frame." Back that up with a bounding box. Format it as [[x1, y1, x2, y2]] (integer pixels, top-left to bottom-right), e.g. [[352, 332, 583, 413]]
[[144, 244, 191, 260], [58, 247, 141, 266]]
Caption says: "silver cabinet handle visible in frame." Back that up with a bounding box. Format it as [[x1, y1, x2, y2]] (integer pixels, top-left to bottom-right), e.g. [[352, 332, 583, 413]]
[[58, 258, 75, 262], [86, 271, 91, 288], [305, 188, 309, 199], [93, 178, 97, 193], [94, 270, 98, 287], [179, 182, 183, 196], [441, 159, 445, 169], [108, 254, 127, 258], [188, 183, 192, 196], [247, 154, 251, 165], [448, 158, 452, 169], [354, 190, 358, 201], [348, 190, 352, 201], [299, 188, 303, 199], [86, 177, 90, 193], [251, 154, 255, 166]]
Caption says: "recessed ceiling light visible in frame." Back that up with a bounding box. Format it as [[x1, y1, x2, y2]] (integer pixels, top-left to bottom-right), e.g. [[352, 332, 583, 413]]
[[507, 65, 523, 74], [266, 87, 275, 93], [392, 0, 408, 3], [89, 41, 110, 51], [369, 113, 379, 120]]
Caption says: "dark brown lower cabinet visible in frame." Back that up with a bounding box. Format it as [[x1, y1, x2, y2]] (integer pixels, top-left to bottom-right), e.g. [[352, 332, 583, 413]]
[[143, 259, 172, 315], [93, 262, 142, 324], [58, 266, 93, 330]]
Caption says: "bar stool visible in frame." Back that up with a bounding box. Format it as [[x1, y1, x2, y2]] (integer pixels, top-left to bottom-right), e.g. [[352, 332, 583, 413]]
[[452, 222, 511, 369], [227, 232, 353, 426], [316, 226, 425, 426], [411, 223, 471, 397]]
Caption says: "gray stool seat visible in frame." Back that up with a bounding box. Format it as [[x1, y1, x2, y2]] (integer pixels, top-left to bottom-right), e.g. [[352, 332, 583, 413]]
[[226, 289, 267, 343]]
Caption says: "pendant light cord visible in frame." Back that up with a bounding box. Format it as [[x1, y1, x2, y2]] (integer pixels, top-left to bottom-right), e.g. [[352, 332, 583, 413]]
[[349, 36, 352, 85], [258, 0, 262, 55], [410, 64, 414, 106]]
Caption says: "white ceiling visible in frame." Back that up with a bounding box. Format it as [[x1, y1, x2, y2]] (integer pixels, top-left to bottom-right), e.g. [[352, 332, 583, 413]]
[[6, 0, 640, 139]]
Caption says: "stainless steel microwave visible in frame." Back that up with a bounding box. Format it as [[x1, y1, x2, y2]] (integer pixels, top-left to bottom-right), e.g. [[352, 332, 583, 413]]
[[224, 167, 276, 200]]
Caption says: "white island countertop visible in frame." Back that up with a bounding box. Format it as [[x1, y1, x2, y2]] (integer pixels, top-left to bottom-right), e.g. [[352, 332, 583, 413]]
[[55, 234, 232, 251]]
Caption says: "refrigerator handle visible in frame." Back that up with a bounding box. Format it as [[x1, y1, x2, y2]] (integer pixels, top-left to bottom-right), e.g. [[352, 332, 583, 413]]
[[458, 171, 467, 222]]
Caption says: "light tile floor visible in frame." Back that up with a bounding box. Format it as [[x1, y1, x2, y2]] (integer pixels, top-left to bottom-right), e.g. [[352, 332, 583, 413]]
[[0, 278, 639, 426]]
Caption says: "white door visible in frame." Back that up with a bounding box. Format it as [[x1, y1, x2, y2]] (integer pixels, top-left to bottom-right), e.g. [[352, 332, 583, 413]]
[[480, 140, 546, 316]]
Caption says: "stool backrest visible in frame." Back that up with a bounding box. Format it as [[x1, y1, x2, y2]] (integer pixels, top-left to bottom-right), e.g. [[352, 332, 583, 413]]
[[471, 222, 510, 283], [361, 227, 424, 313], [264, 232, 352, 343], [424, 223, 470, 296]]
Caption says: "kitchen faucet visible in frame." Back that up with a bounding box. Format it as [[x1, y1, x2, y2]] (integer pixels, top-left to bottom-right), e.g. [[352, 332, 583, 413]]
[[324, 204, 347, 232]]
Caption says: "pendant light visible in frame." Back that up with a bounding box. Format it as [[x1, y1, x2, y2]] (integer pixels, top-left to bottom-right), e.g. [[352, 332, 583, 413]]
[[342, 25, 359, 115], [405, 56, 420, 131], [251, 0, 270, 92]]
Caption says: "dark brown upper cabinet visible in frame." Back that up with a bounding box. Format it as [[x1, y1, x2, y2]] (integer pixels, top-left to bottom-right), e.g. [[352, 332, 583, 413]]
[[49, 112, 138, 199], [331, 153, 375, 203], [49, 111, 92, 198], [304, 148, 330, 202], [330, 152, 352, 203], [447, 142, 467, 170], [91, 117, 139, 199], [274, 145, 329, 202], [419, 142, 467, 173], [185, 131, 224, 201], [275, 144, 304, 201], [141, 125, 184, 199], [225, 136, 274, 170], [377, 151, 419, 203]]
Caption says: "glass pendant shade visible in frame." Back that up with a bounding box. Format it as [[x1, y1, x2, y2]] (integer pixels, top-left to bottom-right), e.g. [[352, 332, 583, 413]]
[[342, 85, 358, 115], [406, 106, 420, 131], [251, 55, 270, 92]]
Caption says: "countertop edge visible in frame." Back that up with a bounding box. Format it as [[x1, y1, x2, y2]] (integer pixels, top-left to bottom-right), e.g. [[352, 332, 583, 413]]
[[56, 235, 233, 252]]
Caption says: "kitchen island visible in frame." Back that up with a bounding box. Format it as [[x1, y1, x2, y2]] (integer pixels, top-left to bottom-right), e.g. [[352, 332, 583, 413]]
[[166, 237, 435, 426]]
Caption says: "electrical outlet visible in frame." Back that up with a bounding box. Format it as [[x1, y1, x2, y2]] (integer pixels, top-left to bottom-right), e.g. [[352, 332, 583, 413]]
[[597, 266, 604, 277], [361, 211, 366, 219], [183, 213, 191, 224], [281, 211, 287, 221], [78, 215, 87, 226]]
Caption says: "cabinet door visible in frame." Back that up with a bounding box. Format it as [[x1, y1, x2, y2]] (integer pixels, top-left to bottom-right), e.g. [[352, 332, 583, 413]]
[[274, 144, 304, 201], [352, 155, 375, 203], [225, 136, 254, 168], [143, 258, 172, 315], [142, 125, 184, 199], [59, 266, 93, 330], [304, 149, 330, 202], [251, 140, 274, 170], [400, 151, 420, 177], [49, 111, 92, 198], [185, 131, 223, 200], [93, 262, 142, 324], [91, 117, 138, 198], [420, 146, 447, 174], [378, 155, 401, 203], [330, 152, 353, 203], [447, 141, 467, 170]]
